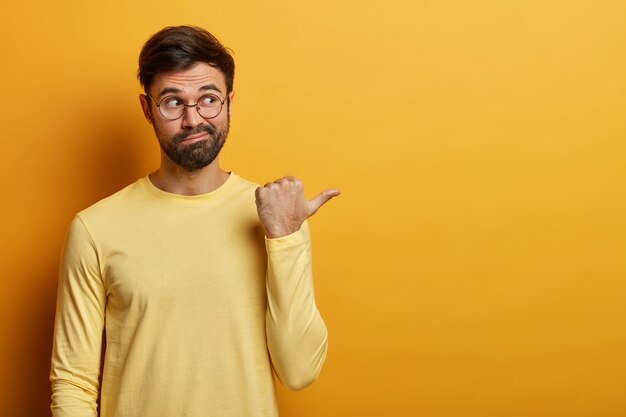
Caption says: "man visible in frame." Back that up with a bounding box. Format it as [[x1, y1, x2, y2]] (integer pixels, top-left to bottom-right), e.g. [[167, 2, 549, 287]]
[[50, 25, 339, 417]]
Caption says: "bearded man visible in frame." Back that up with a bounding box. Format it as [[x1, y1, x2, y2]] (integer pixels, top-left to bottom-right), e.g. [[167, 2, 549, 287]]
[[49, 25, 339, 417]]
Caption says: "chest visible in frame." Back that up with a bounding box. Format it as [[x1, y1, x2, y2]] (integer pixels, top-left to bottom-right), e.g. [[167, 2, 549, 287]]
[[99, 206, 267, 314]]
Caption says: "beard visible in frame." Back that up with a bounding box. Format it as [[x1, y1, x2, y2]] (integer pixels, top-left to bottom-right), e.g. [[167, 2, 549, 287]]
[[155, 113, 229, 172]]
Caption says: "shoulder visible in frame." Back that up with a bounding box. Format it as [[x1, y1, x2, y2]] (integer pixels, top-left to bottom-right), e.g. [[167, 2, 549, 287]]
[[230, 173, 261, 191], [227, 173, 262, 202], [76, 178, 147, 228]]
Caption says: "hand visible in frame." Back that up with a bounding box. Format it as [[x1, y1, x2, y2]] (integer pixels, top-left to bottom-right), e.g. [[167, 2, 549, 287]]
[[255, 176, 340, 238]]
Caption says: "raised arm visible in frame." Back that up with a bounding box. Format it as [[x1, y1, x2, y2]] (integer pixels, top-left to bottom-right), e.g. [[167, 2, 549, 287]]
[[50, 216, 106, 417], [265, 221, 327, 389], [255, 176, 339, 389]]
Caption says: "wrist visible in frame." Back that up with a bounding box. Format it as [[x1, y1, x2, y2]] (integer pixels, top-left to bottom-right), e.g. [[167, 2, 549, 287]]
[[264, 222, 301, 239]]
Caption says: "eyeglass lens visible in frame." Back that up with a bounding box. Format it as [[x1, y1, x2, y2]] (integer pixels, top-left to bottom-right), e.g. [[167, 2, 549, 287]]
[[158, 94, 223, 120]]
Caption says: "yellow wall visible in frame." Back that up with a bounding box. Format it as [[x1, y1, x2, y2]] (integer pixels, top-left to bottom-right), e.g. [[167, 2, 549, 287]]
[[2, 1, 625, 415]]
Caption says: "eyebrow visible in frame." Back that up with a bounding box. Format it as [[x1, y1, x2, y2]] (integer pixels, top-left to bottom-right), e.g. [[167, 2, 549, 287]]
[[199, 84, 223, 94], [158, 84, 223, 98]]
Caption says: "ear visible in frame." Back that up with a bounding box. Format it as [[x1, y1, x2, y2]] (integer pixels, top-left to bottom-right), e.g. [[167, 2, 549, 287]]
[[139, 94, 153, 124], [228, 90, 235, 114]]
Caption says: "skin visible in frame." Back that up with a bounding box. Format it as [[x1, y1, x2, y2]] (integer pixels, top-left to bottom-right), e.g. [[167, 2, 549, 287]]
[[140, 62, 340, 238]]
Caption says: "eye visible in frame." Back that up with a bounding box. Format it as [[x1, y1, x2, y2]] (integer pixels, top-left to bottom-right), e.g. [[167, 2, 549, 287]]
[[162, 97, 183, 108], [199, 95, 218, 106]]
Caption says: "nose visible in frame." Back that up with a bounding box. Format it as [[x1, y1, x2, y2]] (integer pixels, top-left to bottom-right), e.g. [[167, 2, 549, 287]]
[[180, 105, 205, 129]]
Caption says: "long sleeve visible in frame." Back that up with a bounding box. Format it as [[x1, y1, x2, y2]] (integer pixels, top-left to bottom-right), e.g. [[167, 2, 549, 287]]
[[50, 216, 106, 417], [265, 220, 328, 390]]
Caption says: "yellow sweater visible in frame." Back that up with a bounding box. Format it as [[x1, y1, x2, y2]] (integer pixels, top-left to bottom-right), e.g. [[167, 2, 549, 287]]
[[50, 173, 328, 417]]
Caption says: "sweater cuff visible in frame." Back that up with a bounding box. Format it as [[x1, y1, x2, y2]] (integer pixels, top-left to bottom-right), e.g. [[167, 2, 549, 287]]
[[265, 226, 306, 253]]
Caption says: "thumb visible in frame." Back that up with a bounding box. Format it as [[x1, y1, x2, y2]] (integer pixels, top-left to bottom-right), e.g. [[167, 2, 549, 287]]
[[308, 189, 341, 216]]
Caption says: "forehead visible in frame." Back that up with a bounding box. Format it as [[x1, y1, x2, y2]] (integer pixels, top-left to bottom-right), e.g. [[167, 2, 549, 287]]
[[151, 62, 227, 96]]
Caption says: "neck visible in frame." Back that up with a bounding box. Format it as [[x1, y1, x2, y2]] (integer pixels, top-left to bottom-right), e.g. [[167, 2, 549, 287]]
[[149, 155, 229, 196]]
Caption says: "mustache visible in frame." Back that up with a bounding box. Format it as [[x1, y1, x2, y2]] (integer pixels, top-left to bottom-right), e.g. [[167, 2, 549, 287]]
[[173, 125, 217, 144]]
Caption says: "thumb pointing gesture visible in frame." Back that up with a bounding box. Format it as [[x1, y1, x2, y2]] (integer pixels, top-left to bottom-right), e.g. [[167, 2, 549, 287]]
[[255, 176, 341, 239], [308, 189, 341, 217]]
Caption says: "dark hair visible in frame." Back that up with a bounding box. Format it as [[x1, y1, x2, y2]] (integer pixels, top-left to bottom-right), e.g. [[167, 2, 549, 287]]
[[138, 25, 235, 94]]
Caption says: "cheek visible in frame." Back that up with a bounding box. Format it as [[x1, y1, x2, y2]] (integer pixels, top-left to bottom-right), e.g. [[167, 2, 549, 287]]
[[153, 119, 178, 136], [215, 109, 230, 127], [215, 116, 228, 129]]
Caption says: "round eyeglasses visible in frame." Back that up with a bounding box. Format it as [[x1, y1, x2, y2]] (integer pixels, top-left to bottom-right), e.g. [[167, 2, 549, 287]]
[[146, 93, 225, 120]]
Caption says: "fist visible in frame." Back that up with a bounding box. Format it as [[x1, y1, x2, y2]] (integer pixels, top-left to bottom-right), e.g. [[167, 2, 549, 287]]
[[255, 176, 340, 238]]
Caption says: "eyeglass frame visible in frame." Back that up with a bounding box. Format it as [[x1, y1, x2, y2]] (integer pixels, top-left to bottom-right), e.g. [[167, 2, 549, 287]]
[[145, 92, 226, 121]]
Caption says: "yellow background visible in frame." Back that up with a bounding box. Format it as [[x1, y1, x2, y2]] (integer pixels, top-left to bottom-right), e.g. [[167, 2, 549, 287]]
[[1, 0, 625, 416]]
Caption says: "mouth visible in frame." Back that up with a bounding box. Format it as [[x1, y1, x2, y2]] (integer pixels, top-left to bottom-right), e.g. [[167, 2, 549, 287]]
[[180, 131, 210, 145]]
